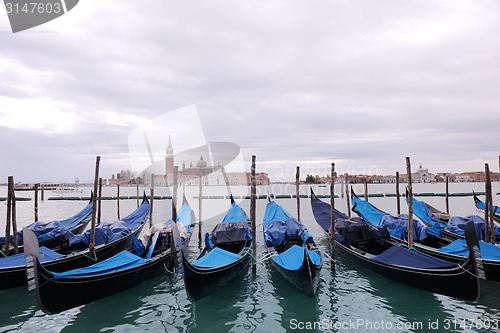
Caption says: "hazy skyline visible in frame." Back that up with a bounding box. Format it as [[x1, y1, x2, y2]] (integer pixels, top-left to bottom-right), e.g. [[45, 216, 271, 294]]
[[1, 1, 500, 183]]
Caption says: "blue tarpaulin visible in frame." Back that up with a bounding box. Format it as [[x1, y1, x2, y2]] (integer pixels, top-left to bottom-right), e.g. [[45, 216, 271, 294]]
[[0, 246, 64, 268], [310, 194, 349, 233], [438, 239, 500, 260], [192, 247, 241, 268], [52, 250, 146, 279], [410, 197, 447, 228], [263, 201, 314, 251], [370, 245, 458, 269], [273, 244, 305, 271], [69, 201, 149, 246], [0, 203, 92, 246]]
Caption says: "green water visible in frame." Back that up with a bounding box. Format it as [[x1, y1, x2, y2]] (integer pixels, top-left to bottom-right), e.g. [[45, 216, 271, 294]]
[[1, 184, 499, 332]]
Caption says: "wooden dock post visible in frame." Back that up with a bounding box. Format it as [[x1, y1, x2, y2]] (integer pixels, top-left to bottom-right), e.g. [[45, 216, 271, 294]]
[[172, 167, 178, 222], [485, 163, 494, 243], [330, 163, 336, 270], [344, 173, 351, 217], [34, 183, 39, 222], [198, 168, 203, 249], [445, 176, 450, 214], [41, 184, 44, 201], [296, 166, 301, 221], [396, 172, 401, 215], [10, 177, 18, 254], [364, 180, 368, 202], [4, 177, 12, 256], [150, 174, 154, 227], [406, 157, 414, 249], [117, 184, 120, 220], [98, 178, 102, 224], [89, 156, 101, 257], [250, 155, 257, 272]]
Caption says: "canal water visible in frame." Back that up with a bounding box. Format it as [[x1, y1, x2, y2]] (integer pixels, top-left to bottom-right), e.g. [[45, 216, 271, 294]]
[[0, 183, 499, 333]]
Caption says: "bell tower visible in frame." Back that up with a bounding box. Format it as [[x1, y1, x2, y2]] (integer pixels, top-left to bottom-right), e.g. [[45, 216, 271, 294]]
[[165, 135, 174, 177]]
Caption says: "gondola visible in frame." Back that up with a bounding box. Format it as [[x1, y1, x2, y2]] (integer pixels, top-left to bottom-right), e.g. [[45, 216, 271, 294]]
[[351, 189, 452, 249], [25, 197, 194, 314], [0, 194, 93, 256], [263, 200, 322, 297], [473, 191, 500, 228], [407, 190, 487, 242], [310, 190, 483, 301], [180, 196, 252, 302], [0, 194, 150, 290]]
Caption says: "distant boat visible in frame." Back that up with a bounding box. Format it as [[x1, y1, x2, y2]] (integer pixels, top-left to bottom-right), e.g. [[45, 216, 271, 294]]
[[51, 187, 84, 195]]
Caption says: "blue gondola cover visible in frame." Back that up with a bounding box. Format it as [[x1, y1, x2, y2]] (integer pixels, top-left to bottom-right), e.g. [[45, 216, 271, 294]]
[[438, 239, 500, 260], [192, 247, 241, 268], [370, 245, 458, 269]]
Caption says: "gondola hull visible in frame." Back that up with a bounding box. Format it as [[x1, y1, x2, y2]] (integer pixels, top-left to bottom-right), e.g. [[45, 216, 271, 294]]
[[0, 221, 145, 291], [270, 248, 322, 297], [181, 248, 252, 302], [335, 241, 480, 301], [33, 249, 172, 314], [408, 242, 500, 282]]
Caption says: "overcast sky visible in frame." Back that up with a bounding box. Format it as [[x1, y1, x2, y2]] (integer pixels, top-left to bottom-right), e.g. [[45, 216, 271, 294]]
[[1, 0, 500, 183]]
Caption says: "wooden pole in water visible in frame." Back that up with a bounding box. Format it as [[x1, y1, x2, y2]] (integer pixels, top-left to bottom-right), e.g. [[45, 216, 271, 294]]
[[296, 166, 300, 221], [445, 176, 450, 214], [150, 174, 154, 227], [10, 177, 18, 254], [485, 164, 492, 243], [330, 163, 336, 270], [364, 180, 368, 202], [406, 157, 414, 249], [117, 184, 120, 220], [89, 156, 101, 257], [198, 168, 203, 249], [98, 178, 102, 224], [396, 172, 401, 215], [344, 173, 351, 217], [172, 167, 178, 222], [41, 184, 44, 201], [4, 177, 12, 256], [250, 155, 257, 272], [34, 183, 39, 222]]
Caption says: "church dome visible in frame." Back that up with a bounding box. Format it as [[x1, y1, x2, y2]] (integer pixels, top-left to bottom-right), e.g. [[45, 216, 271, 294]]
[[196, 156, 208, 168]]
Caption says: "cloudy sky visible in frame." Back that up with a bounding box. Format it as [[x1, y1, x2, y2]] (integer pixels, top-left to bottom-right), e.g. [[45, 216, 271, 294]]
[[1, 0, 499, 183]]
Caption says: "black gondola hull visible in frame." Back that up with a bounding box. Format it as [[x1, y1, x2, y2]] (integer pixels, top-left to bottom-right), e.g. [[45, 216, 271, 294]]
[[270, 248, 322, 297], [181, 248, 252, 302], [34, 251, 172, 314], [335, 241, 480, 301]]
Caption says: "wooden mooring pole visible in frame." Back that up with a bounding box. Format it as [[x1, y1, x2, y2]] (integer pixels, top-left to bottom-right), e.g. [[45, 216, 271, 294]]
[[117, 184, 120, 220], [89, 156, 101, 258], [251, 155, 257, 273], [364, 180, 368, 202], [34, 183, 39, 222], [198, 169, 203, 249], [445, 176, 450, 215], [396, 172, 401, 215], [172, 167, 178, 222], [150, 174, 154, 227], [98, 178, 102, 224], [3, 177, 12, 256], [406, 157, 414, 249], [330, 163, 336, 270], [344, 173, 350, 217], [296, 166, 300, 221], [10, 177, 18, 254], [485, 164, 494, 243]]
